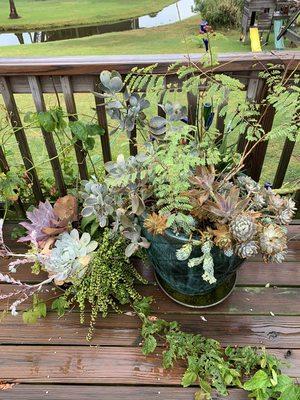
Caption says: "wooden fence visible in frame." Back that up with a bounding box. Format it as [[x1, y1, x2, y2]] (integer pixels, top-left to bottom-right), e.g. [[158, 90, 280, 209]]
[[0, 51, 299, 208]]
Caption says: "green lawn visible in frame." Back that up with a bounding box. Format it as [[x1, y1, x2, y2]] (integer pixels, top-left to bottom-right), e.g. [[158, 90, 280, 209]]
[[1, 15, 281, 57], [0, 0, 173, 31]]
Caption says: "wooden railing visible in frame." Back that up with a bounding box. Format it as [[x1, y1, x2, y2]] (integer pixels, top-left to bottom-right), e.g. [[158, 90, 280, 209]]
[[0, 51, 299, 208]]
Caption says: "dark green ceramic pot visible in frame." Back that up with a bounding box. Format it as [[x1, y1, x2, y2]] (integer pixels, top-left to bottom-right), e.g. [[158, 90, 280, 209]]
[[142, 227, 244, 308]]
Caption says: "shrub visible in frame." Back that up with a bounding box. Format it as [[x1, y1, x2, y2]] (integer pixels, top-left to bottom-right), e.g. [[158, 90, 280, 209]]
[[195, 0, 244, 29]]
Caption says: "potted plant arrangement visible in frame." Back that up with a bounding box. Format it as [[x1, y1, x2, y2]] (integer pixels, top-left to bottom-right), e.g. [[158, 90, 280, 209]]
[[0, 60, 299, 399]]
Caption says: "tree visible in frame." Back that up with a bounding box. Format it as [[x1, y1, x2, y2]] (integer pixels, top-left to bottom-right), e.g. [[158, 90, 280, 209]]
[[9, 0, 21, 19]]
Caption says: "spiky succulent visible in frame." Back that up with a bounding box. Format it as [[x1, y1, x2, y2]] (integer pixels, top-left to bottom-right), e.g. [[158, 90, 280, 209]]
[[236, 241, 258, 258], [276, 198, 297, 225], [237, 175, 260, 193], [19, 196, 77, 249], [259, 224, 287, 257], [210, 224, 233, 252], [19, 200, 56, 246], [203, 187, 249, 223], [143, 213, 168, 236], [44, 229, 98, 285], [230, 214, 257, 242]]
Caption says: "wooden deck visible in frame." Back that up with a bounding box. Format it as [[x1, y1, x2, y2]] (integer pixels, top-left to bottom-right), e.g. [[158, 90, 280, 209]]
[[1, 222, 300, 399]]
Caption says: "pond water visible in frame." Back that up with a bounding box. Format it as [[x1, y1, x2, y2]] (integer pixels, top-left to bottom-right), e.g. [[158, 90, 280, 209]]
[[0, 0, 197, 47]]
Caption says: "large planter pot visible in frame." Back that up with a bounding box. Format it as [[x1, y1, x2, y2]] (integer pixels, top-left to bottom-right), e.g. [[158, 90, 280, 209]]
[[142, 227, 244, 308]]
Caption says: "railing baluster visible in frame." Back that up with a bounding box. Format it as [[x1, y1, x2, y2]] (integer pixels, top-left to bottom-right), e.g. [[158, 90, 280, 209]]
[[187, 92, 198, 126], [129, 125, 137, 156], [237, 75, 274, 182], [93, 76, 112, 163], [215, 88, 229, 140], [60, 76, 88, 180], [28, 76, 67, 196], [237, 73, 263, 153], [0, 76, 44, 203], [273, 138, 296, 189], [248, 82, 275, 182], [0, 145, 9, 173], [0, 144, 25, 216]]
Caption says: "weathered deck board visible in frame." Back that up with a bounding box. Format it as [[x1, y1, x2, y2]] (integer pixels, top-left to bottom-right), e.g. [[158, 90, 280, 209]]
[[0, 313, 299, 348], [0, 283, 300, 315], [0, 385, 250, 400], [0, 346, 299, 383], [0, 223, 299, 398], [2, 260, 300, 286]]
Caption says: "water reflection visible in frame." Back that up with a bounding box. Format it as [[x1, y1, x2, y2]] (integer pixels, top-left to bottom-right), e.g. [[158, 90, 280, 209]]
[[0, 0, 197, 47]]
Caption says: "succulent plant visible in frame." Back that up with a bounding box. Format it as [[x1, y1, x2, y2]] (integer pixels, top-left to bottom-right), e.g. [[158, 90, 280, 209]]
[[105, 153, 149, 192], [188, 240, 216, 284], [162, 102, 187, 122], [237, 175, 260, 193], [81, 181, 117, 228], [19, 201, 56, 246], [236, 241, 258, 258], [210, 224, 233, 251], [45, 229, 98, 285], [143, 213, 168, 236], [19, 196, 77, 249], [106, 93, 150, 137], [259, 224, 287, 256], [272, 251, 287, 263], [176, 243, 193, 261], [204, 187, 249, 223], [230, 214, 257, 242], [149, 116, 167, 138], [99, 70, 123, 94], [122, 222, 150, 257], [276, 198, 297, 225]]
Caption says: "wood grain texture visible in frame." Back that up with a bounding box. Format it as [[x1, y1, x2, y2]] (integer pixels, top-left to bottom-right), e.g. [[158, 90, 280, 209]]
[[94, 76, 112, 163], [2, 258, 300, 286], [0, 77, 44, 202], [0, 52, 298, 76], [0, 385, 251, 400], [60, 75, 88, 180], [273, 137, 296, 189], [28, 75, 66, 196], [0, 346, 298, 383], [0, 284, 300, 315], [0, 313, 299, 349]]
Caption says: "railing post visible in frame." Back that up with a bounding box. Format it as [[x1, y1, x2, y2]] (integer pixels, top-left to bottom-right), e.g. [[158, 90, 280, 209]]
[[93, 76, 112, 163], [60, 76, 89, 180], [273, 138, 296, 189], [0, 76, 44, 203], [0, 146, 9, 173], [237, 74, 275, 182], [28, 76, 67, 196]]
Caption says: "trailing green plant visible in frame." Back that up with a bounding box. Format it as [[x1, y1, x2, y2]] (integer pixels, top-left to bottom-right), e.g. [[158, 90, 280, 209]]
[[134, 297, 300, 400], [59, 229, 147, 340]]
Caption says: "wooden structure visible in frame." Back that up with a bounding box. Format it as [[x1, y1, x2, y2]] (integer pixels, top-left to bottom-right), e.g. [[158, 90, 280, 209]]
[[241, 0, 298, 41], [0, 52, 300, 398], [0, 52, 299, 208], [1, 221, 300, 399]]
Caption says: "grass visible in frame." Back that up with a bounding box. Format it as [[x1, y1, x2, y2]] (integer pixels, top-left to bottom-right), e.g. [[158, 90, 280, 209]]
[[0, 0, 174, 31], [1, 88, 299, 197], [0, 15, 282, 57]]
